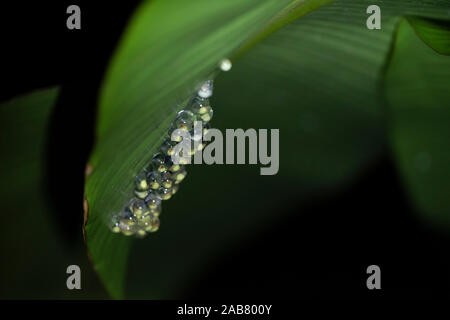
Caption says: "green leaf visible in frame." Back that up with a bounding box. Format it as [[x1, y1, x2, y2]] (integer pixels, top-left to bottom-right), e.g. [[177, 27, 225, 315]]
[[385, 18, 450, 228], [0, 88, 58, 192], [215, 0, 450, 187], [126, 1, 450, 299], [86, 0, 450, 298], [85, 0, 331, 299], [407, 16, 450, 55]]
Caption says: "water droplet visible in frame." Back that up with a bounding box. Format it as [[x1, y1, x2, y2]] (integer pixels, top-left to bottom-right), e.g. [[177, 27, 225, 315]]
[[220, 59, 232, 71], [134, 189, 148, 199]]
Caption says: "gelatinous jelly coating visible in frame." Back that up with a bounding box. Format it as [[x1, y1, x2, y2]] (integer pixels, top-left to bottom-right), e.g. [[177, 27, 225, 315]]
[[144, 191, 161, 210], [110, 215, 121, 233], [197, 80, 213, 98], [203, 122, 211, 137], [146, 170, 161, 190], [129, 198, 149, 217], [110, 79, 216, 237], [164, 155, 183, 172], [171, 184, 179, 196], [156, 171, 173, 189], [198, 105, 213, 123], [156, 186, 173, 200], [147, 216, 160, 232], [152, 153, 169, 173], [161, 138, 177, 156], [189, 96, 210, 115], [172, 168, 187, 184], [134, 189, 148, 199], [174, 110, 195, 128], [134, 171, 149, 191]]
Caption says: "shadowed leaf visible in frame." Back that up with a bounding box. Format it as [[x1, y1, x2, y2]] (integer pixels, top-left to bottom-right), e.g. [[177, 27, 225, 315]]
[[385, 18, 450, 228]]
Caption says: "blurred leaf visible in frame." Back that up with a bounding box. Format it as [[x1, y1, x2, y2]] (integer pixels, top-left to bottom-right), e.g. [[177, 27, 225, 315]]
[[0, 88, 106, 298], [385, 18, 450, 228], [85, 0, 331, 299], [0, 89, 61, 298], [214, 1, 450, 188]]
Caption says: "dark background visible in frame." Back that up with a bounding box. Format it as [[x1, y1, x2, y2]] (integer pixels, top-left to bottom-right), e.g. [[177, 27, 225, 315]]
[[1, 1, 449, 299]]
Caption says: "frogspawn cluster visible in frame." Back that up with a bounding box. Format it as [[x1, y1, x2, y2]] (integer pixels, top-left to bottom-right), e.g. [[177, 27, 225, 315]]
[[109, 80, 215, 237]]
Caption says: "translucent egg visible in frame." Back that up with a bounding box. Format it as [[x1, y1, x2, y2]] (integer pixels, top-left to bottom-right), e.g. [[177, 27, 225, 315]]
[[119, 218, 135, 236], [161, 139, 177, 156], [168, 124, 189, 143], [156, 186, 172, 200], [171, 184, 179, 195], [144, 191, 161, 210], [134, 172, 149, 191], [138, 214, 154, 229], [152, 153, 168, 173], [129, 199, 149, 217], [110, 215, 121, 233], [203, 122, 211, 136], [148, 216, 160, 232], [146, 171, 161, 190], [123, 207, 136, 224], [196, 142, 206, 151], [174, 110, 195, 129], [172, 169, 187, 184], [199, 106, 213, 123], [164, 155, 183, 172], [150, 206, 161, 217], [198, 80, 213, 98], [157, 171, 173, 189], [134, 189, 148, 200], [189, 125, 203, 142], [135, 227, 147, 238], [189, 96, 210, 115]]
